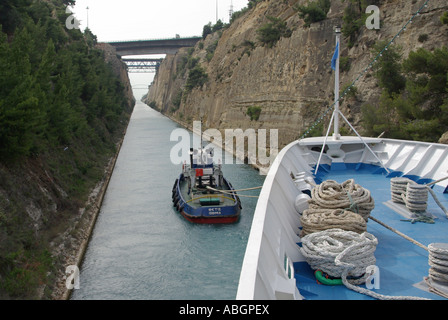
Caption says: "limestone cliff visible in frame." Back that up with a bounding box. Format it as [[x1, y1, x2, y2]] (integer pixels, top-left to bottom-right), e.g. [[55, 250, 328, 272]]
[[146, 0, 448, 155]]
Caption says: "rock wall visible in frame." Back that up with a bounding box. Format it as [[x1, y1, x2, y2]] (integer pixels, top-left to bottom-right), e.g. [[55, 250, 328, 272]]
[[146, 0, 448, 151]]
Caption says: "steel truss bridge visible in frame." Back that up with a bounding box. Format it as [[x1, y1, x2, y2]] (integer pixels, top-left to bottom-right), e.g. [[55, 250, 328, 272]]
[[122, 58, 163, 73], [108, 37, 201, 73]]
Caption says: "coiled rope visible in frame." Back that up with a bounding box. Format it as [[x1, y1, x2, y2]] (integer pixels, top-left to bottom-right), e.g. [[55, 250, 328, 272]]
[[299, 179, 432, 299], [300, 180, 375, 236], [300, 208, 366, 236], [390, 177, 448, 218], [425, 243, 448, 299], [300, 229, 377, 281], [300, 228, 430, 300], [428, 243, 448, 283], [308, 179, 375, 221]]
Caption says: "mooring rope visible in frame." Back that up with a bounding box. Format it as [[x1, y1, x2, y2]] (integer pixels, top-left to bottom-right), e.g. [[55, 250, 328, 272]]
[[391, 177, 448, 218], [428, 243, 448, 283], [425, 243, 448, 299], [300, 229, 377, 281], [300, 208, 367, 236], [205, 186, 260, 198], [307, 179, 375, 221], [300, 228, 430, 300], [299, 179, 433, 299]]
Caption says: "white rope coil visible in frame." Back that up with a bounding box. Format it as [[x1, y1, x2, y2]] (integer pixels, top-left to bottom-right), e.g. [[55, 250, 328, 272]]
[[300, 229, 377, 281], [300, 228, 430, 300]]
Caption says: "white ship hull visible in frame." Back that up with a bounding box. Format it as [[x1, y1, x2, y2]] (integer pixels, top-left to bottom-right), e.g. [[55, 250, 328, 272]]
[[237, 136, 448, 300]]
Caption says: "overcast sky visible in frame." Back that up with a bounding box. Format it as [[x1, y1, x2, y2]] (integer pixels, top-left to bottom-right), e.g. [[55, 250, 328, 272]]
[[71, 0, 249, 99], [72, 0, 249, 41]]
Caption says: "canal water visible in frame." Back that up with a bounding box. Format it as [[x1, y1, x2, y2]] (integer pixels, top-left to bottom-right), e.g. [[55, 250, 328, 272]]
[[71, 102, 265, 300]]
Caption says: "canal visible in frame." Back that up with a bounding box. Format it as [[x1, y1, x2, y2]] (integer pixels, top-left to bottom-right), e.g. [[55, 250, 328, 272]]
[[71, 101, 265, 300]]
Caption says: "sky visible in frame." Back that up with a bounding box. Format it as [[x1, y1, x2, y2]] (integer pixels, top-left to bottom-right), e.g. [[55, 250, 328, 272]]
[[71, 0, 248, 99], [72, 0, 248, 41]]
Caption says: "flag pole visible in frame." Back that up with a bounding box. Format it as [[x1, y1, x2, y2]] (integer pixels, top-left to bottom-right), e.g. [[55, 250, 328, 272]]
[[333, 26, 341, 140]]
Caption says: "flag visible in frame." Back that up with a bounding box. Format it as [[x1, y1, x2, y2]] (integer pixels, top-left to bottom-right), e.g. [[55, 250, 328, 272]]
[[331, 42, 339, 70]]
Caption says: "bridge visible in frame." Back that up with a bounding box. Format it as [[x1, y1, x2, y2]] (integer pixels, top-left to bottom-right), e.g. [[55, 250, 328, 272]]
[[122, 58, 163, 73], [108, 36, 202, 56]]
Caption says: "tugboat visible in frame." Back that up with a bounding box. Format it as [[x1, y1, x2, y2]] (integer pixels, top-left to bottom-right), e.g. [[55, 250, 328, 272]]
[[172, 145, 242, 224]]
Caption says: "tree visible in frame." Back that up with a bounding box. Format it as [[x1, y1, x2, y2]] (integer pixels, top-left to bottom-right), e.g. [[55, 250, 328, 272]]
[[185, 65, 208, 92], [248, 0, 263, 9], [212, 19, 224, 32], [341, 0, 370, 48], [362, 46, 448, 142], [295, 0, 331, 27], [257, 16, 291, 48], [372, 41, 406, 96], [202, 23, 212, 39]]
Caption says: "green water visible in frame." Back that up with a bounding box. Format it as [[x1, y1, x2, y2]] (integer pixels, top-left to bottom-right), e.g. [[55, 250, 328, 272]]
[[71, 102, 265, 300]]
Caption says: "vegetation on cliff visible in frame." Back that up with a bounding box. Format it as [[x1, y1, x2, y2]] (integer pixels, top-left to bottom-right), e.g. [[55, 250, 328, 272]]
[[295, 0, 331, 27], [0, 0, 133, 298], [363, 44, 448, 142], [257, 16, 292, 48]]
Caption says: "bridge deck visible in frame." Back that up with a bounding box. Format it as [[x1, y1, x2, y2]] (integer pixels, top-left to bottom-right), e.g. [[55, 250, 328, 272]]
[[108, 37, 202, 56]]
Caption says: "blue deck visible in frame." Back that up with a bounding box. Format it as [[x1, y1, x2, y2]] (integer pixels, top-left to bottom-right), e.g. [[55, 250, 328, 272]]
[[294, 165, 448, 300]]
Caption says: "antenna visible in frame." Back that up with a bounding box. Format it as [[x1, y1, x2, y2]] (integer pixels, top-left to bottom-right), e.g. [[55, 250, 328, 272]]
[[216, 0, 218, 23], [229, 0, 234, 22], [86, 6, 89, 29]]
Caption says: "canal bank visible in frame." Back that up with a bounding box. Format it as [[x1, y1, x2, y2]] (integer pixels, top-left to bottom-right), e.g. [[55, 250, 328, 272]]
[[50, 118, 129, 300]]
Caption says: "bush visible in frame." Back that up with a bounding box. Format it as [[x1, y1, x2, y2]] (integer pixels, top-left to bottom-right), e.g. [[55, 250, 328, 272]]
[[185, 65, 208, 92], [441, 11, 448, 25], [172, 90, 183, 110], [230, 7, 250, 24], [340, 56, 351, 72], [418, 34, 429, 43], [295, 0, 331, 27], [342, 0, 369, 48], [202, 23, 212, 39], [202, 20, 225, 39], [257, 16, 291, 48], [176, 48, 197, 78], [247, 106, 262, 121], [248, 0, 263, 9], [206, 40, 219, 62]]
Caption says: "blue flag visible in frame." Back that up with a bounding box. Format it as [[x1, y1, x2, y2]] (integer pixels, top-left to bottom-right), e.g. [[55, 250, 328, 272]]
[[331, 42, 339, 70]]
